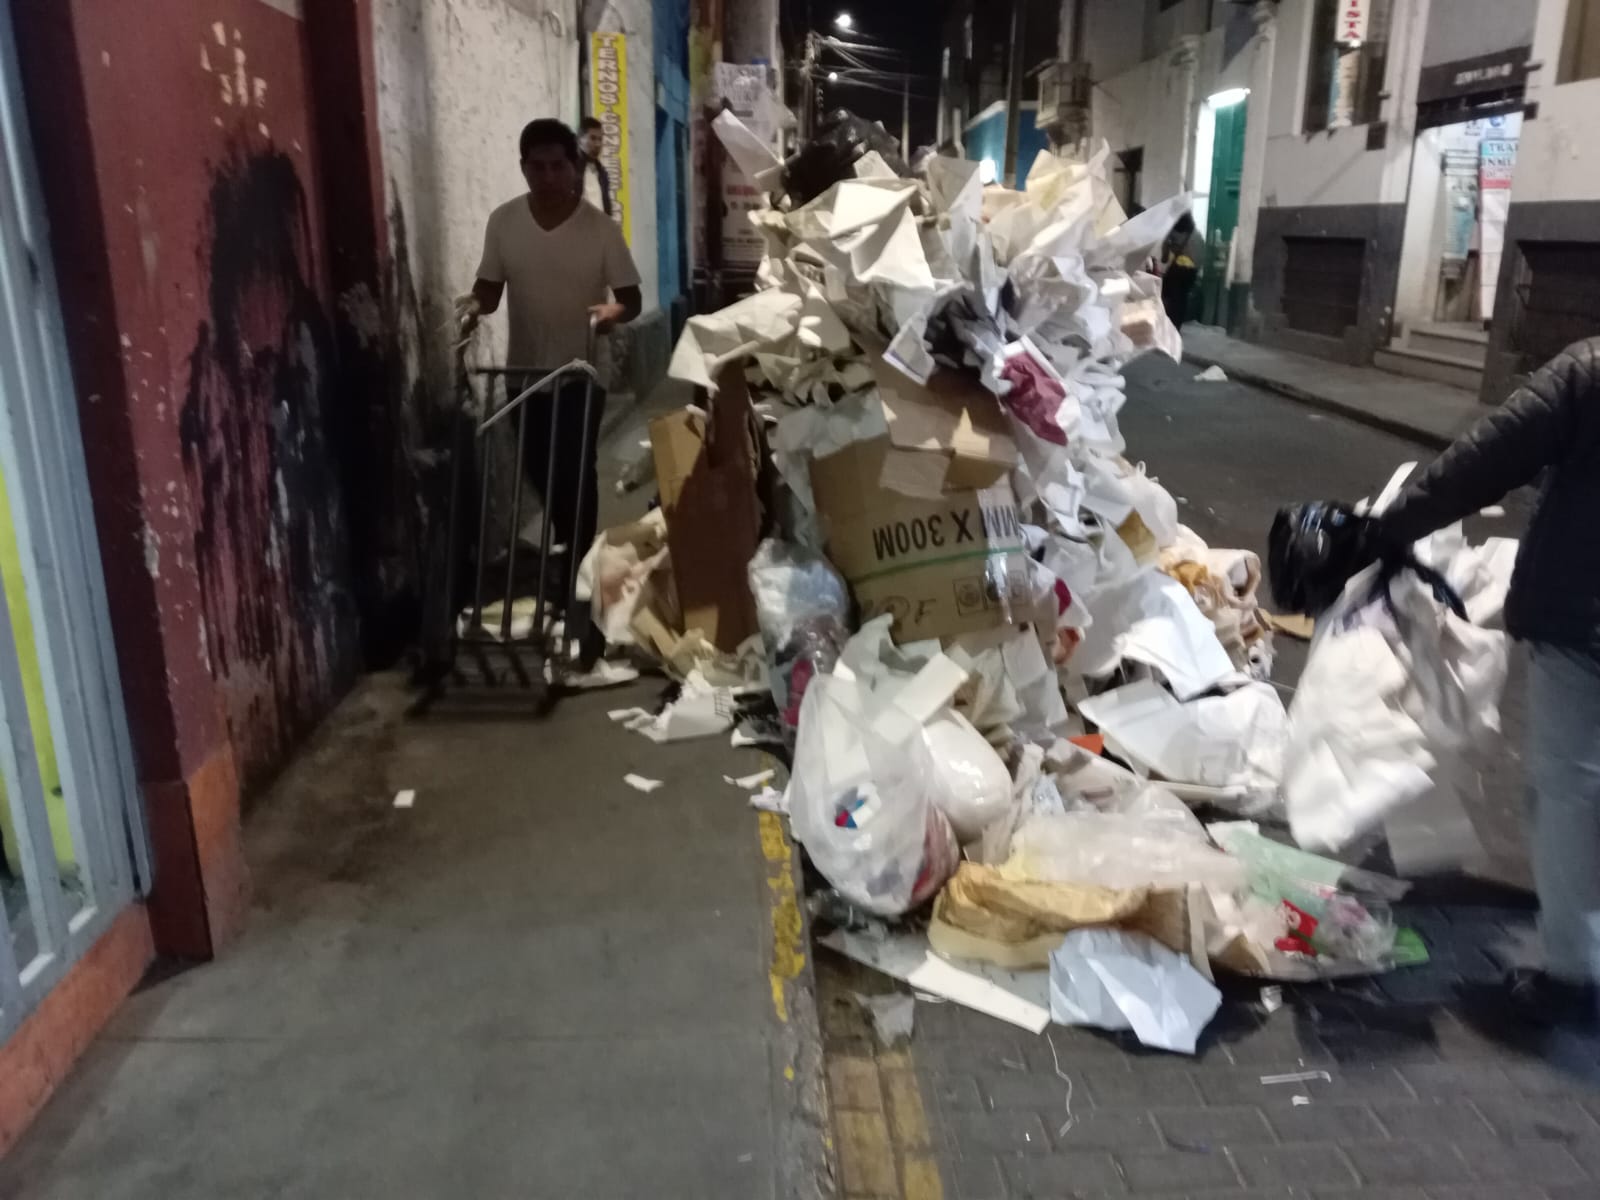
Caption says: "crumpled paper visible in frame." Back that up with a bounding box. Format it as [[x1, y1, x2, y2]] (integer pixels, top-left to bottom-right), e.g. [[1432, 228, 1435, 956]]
[[1049, 928, 1222, 1054]]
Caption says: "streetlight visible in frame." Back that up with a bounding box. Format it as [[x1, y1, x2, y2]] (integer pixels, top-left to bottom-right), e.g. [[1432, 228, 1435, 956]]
[[835, 12, 854, 30], [828, 70, 840, 82]]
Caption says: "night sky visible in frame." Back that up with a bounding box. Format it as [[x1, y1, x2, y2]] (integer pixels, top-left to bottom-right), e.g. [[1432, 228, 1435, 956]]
[[781, 0, 950, 150]]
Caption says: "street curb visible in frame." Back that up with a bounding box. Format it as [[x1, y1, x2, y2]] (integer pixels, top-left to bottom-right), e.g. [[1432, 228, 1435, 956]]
[[761, 811, 840, 1200], [1183, 350, 1454, 452]]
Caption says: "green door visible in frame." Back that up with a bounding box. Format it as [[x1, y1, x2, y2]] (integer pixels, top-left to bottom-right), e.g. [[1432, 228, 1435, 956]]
[[1200, 97, 1248, 328]]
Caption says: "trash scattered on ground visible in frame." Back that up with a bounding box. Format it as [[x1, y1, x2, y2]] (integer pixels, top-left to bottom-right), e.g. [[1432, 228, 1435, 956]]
[[609, 671, 739, 743], [725, 767, 778, 790], [623, 774, 664, 794], [1261, 1070, 1331, 1086], [749, 786, 788, 814], [561, 116, 1521, 1052], [393, 789, 417, 809], [855, 991, 916, 1046], [1049, 928, 1222, 1054], [1193, 365, 1228, 383], [821, 927, 1051, 1033]]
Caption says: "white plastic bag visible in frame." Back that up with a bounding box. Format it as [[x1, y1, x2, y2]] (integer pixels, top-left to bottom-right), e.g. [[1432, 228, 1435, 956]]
[[789, 673, 960, 916], [1284, 531, 1512, 855], [921, 710, 1015, 844]]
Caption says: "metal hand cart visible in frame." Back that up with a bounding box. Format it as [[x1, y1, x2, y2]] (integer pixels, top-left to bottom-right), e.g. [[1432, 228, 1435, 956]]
[[416, 317, 602, 713]]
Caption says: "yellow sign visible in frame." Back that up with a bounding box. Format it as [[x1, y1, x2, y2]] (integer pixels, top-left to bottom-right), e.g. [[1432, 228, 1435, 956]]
[[589, 31, 631, 245]]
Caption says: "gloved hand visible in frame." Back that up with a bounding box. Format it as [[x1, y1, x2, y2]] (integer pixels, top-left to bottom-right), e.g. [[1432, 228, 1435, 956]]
[[1268, 502, 1390, 617]]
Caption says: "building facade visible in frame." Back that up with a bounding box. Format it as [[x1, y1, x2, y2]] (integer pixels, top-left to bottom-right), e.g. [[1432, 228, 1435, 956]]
[[1056, 0, 1600, 403]]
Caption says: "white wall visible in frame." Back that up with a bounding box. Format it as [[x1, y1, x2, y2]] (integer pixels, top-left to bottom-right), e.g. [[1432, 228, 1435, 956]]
[[1074, 0, 1152, 80], [1092, 48, 1194, 201], [1510, 0, 1600, 204], [374, 0, 582, 372], [1258, 0, 1432, 209]]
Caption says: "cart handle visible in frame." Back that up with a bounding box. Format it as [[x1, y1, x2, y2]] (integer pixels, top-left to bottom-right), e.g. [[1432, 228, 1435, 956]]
[[475, 316, 602, 437]]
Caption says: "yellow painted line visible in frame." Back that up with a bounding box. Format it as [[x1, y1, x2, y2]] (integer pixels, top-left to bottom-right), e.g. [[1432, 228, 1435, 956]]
[[760, 810, 806, 1025]]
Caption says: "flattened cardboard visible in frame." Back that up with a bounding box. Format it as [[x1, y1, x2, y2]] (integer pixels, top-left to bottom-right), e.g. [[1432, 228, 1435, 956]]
[[811, 420, 1030, 642], [649, 371, 763, 652]]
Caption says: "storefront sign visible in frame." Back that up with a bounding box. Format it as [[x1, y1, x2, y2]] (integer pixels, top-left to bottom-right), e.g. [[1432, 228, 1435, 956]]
[[1337, 0, 1367, 46], [1417, 46, 1531, 104], [589, 32, 631, 244]]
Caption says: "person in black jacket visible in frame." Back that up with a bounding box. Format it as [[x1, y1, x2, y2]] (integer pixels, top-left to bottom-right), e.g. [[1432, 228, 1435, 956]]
[[1380, 337, 1600, 1026]]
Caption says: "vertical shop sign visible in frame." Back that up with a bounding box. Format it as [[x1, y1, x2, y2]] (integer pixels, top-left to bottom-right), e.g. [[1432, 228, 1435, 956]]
[[1478, 137, 1517, 318], [590, 32, 631, 244], [1337, 0, 1367, 45]]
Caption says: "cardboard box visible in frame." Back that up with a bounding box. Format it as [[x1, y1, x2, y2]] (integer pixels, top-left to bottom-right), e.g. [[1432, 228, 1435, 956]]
[[810, 365, 1031, 642], [650, 369, 763, 652]]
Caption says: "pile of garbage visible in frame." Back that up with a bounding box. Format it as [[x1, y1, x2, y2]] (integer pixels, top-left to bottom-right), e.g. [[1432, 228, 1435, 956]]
[[583, 111, 1517, 1055]]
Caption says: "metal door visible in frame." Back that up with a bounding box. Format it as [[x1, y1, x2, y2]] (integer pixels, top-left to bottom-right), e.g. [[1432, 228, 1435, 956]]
[[1200, 96, 1248, 327], [0, 0, 149, 1040]]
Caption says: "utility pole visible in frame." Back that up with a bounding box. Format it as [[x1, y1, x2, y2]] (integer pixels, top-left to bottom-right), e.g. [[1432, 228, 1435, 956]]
[[901, 75, 911, 155], [801, 32, 816, 141], [1002, 0, 1027, 186]]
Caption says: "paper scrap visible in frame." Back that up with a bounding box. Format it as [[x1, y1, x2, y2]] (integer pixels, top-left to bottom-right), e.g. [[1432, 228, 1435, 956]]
[[1049, 928, 1222, 1055], [725, 768, 778, 791], [1194, 364, 1228, 383], [855, 992, 916, 1046], [749, 786, 789, 815], [820, 928, 1051, 1034], [624, 774, 664, 794], [393, 789, 416, 809], [1292, 1095, 1312, 1107], [1261, 1070, 1331, 1086]]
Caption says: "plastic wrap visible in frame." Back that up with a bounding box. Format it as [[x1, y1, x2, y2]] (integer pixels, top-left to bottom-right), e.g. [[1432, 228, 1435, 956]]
[[748, 539, 852, 732], [1005, 812, 1245, 894]]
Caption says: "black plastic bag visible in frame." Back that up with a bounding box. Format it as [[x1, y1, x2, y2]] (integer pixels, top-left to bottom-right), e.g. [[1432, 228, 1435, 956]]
[[1268, 502, 1384, 617], [1269, 502, 1468, 620], [782, 110, 908, 207]]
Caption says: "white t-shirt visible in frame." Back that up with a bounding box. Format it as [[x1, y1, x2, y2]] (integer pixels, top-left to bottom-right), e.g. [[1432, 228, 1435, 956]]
[[583, 161, 606, 212], [476, 197, 641, 369]]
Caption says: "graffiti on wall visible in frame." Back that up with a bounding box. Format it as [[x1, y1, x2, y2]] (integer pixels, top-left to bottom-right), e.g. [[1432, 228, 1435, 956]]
[[179, 144, 359, 788]]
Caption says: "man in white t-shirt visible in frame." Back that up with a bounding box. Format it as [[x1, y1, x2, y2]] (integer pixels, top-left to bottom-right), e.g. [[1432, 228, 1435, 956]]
[[461, 118, 642, 659]]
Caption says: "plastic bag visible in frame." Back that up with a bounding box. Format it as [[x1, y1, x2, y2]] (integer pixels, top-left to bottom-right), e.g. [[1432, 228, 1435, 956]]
[[1006, 812, 1245, 894], [788, 673, 959, 916], [748, 539, 852, 732], [782, 110, 909, 206], [1268, 502, 1383, 617], [1283, 529, 1512, 855], [921, 710, 1015, 844]]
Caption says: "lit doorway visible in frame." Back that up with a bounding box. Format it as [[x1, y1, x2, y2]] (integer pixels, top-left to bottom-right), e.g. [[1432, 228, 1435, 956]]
[[1191, 88, 1249, 328], [1386, 113, 1522, 388]]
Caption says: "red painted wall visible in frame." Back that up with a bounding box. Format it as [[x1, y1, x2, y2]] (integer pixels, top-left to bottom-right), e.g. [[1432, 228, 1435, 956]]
[[13, 0, 361, 800]]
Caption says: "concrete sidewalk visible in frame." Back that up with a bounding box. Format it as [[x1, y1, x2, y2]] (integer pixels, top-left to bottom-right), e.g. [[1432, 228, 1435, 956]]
[[1182, 326, 1486, 450], [0, 391, 835, 1199]]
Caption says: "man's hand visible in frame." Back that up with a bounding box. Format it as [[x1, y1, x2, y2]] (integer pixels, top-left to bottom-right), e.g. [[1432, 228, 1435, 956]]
[[455, 293, 484, 343], [588, 301, 628, 334]]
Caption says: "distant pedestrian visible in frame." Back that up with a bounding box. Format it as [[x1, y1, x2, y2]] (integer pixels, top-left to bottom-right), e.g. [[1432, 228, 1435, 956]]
[[459, 118, 641, 663], [1378, 337, 1600, 1027], [579, 116, 614, 217], [1160, 213, 1202, 329]]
